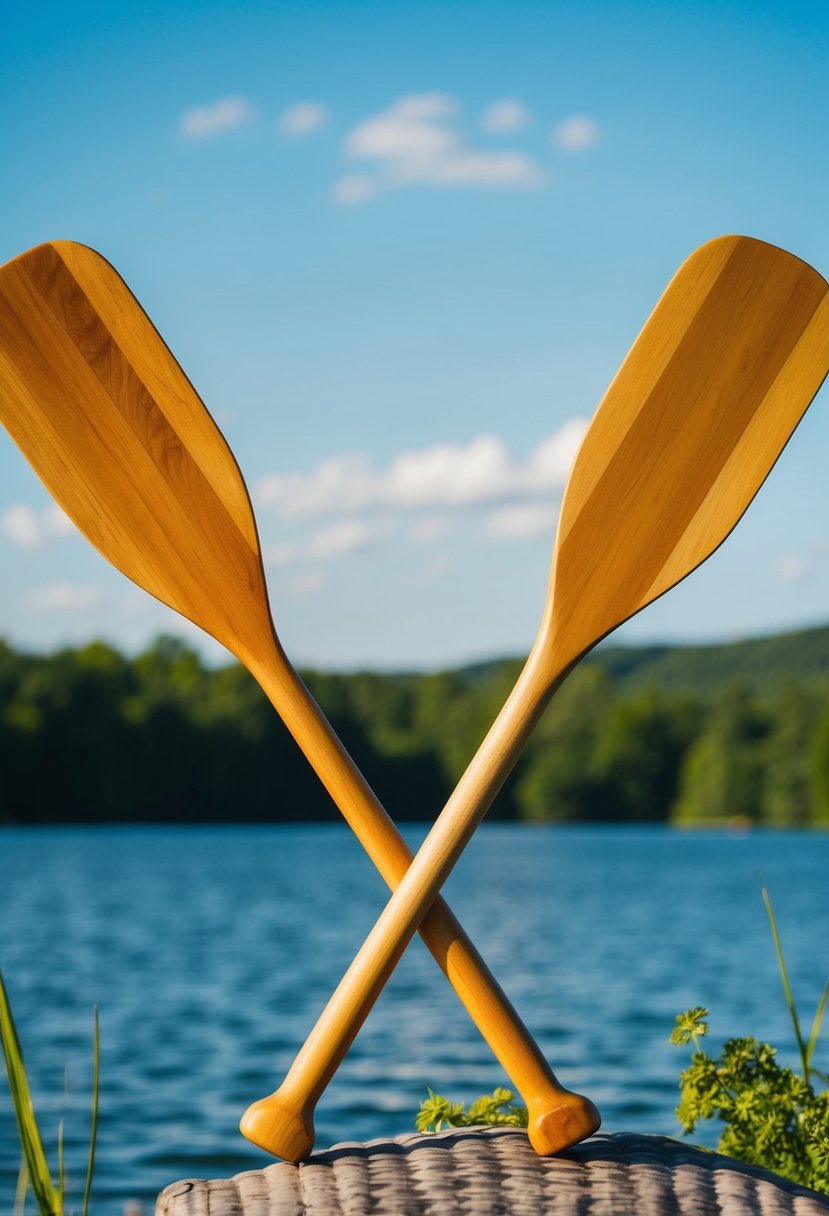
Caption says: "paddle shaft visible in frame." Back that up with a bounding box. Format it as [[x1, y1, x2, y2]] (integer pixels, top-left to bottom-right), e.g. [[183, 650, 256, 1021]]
[[241, 634, 577, 1160], [245, 635, 597, 1153]]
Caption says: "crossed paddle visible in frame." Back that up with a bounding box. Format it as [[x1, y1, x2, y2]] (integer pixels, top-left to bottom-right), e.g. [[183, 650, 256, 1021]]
[[1, 237, 827, 1163]]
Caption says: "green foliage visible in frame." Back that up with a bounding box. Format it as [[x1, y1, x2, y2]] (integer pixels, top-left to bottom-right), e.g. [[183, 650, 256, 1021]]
[[669, 1006, 709, 1051], [761, 685, 820, 826], [593, 689, 697, 822], [3, 632, 829, 825], [672, 682, 769, 826], [670, 889, 829, 1194], [0, 971, 99, 1216], [672, 1013, 829, 1193], [594, 625, 829, 698], [515, 667, 613, 822], [415, 1087, 528, 1133]]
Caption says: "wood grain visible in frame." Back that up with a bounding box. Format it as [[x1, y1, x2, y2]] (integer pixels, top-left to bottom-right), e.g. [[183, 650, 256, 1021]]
[[240, 235, 829, 1162], [0, 240, 598, 1160], [548, 235, 829, 670]]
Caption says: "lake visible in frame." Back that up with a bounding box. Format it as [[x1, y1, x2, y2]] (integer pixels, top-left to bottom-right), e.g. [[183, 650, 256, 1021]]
[[1, 825, 827, 1213]]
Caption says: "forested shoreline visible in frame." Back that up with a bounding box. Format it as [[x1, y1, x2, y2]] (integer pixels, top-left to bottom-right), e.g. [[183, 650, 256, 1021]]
[[2, 627, 829, 827]]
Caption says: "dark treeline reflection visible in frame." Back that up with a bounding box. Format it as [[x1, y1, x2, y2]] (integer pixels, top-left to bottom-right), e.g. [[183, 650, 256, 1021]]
[[3, 631, 829, 827]]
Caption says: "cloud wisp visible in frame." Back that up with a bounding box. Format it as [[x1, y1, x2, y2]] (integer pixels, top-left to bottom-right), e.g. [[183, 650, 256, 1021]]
[[772, 539, 829, 584], [335, 92, 546, 203], [264, 518, 385, 569], [257, 418, 587, 519], [21, 581, 104, 613], [480, 98, 532, 133], [485, 502, 554, 540], [173, 93, 602, 203], [773, 554, 807, 582], [1, 503, 76, 550], [552, 114, 601, 151], [246, 422, 589, 600], [179, 96, 255, 140], [278, 101, 329, 138]]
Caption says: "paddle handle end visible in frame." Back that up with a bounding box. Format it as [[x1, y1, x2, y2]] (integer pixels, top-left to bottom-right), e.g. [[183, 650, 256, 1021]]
[[240, 1089, 315, 1162], [526, 1088, 601, 1156]]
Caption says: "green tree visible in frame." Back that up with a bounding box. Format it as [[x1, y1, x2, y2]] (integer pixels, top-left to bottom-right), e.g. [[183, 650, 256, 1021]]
[[672, 682, 769, 826], [515, 667, 613, 822], [761, 683, 820, 826], [593, 688, 698, 822]]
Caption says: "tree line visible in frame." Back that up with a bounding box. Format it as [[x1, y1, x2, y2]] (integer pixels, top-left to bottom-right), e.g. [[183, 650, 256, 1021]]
[[2, 634, 829, 827]]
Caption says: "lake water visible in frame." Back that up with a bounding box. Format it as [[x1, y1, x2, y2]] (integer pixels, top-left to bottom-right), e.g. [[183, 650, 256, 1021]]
[[1, 826, 827, 1213]]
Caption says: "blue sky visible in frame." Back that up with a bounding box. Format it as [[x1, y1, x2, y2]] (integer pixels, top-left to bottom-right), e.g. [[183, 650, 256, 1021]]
[[2, 0, 828, 670]]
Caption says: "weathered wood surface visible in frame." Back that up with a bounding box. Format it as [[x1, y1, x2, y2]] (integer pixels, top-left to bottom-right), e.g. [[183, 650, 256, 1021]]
[[156, 1129, 829, 1215]]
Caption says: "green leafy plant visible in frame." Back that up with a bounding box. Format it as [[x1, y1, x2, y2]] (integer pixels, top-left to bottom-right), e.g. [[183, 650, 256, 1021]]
[[0, 970, 99, 1216], [670, 886, 829, 1194], [413, 1089, 529, 1133], [415, 1086, 528, 1133]]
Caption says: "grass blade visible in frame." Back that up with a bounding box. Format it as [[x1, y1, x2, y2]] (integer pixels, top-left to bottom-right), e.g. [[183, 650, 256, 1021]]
[[0, 971, 60, 1216], [760, 882, 809, 1080], [82, 1007, 99, 1216], [57, 1122, 64, 1213], [13, 1162, 29, 1216], [806, 981, 829, 1078]]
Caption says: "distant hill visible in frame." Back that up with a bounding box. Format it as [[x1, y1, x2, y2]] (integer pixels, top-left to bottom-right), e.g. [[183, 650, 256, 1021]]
[[3, 624, 829, 826], [591, 624, 829, 697], [450, 623, 829, 700]]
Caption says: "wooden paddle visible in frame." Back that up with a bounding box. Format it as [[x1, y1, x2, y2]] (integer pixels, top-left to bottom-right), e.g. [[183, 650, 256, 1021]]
[[0, 241, 599, 1157], [239, 235, 829, 1161]]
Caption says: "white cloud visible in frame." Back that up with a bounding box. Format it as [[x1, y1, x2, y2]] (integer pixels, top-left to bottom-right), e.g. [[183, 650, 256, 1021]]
[[529, 424, 589, 485], [389, 94, 459, 123], [389, 435, 512, 504], [307, 519, 376, 559], [346, 93, 458, 160], [485, 502, 554, 540], [480, 98, 532, 133], [179, 96, 255, 140], [552, 114, 601, 151], [333, 174, 378, 205], [2, 505, 42, 549], [1, 503, 76, 550], [278, 101, 329, 138], [22, 581, 103, 613], [339, 92, 545, 201], [773, 554, 808, 582], [256, 418, 588, 519], [263, 520, 387, 570]]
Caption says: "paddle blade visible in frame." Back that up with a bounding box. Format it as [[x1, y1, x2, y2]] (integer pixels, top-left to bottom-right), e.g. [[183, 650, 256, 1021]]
[[548, 235, 829, 668], [0, 241, 274, 663]]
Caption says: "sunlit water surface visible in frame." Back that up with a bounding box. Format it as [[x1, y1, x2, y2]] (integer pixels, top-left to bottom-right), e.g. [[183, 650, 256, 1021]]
[[1, 826, 827, 1213]]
